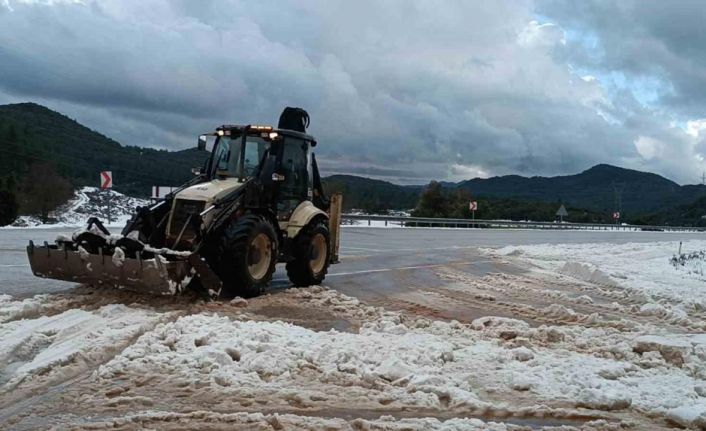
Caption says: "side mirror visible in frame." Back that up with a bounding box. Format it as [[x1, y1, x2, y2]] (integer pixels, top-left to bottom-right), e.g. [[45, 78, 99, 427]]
[[191, 167, 202, 176], [197, 135, 208, 151]]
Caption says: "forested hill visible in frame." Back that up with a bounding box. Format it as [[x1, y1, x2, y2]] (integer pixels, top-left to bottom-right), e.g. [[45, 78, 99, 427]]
[[0, 103, 207, 197], [323, 166, 706, 215], [456, 164, 706, 214], [3, 102, 706, 220], [321, 175, 421, 211]]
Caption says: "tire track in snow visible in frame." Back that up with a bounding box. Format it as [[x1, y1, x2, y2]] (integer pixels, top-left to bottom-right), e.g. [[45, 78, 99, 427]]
[[0, 306, 183, 426]]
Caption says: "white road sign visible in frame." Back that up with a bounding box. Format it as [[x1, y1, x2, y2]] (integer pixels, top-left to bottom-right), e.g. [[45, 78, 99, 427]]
[[100, 171, 112, 189], [152, 186, 178, 199], [469, 201, 478, 211]]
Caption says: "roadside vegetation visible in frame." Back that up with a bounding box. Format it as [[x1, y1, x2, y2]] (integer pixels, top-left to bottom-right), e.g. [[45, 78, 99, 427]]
[[411, 181, 610, 223], [0, 161, 73, 225], [0, 178, 18, 226]]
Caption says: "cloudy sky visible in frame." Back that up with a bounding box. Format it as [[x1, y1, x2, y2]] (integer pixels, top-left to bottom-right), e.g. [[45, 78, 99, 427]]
[[2, 0, 706, 184]]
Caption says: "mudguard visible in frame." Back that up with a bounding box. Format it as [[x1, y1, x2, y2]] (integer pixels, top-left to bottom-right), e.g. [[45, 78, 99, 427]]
[[285, 201, 328, 238]]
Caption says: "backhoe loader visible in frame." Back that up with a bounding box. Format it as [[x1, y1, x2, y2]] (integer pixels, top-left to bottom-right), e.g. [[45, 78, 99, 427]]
[[27, 107, 342, 298]]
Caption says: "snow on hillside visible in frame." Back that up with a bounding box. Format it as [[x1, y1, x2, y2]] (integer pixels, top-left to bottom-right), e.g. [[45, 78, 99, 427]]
[[9, 187, 148, 228]]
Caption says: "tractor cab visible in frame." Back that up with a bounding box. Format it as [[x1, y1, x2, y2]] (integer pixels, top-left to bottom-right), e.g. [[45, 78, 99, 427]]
[[196, 123, 325, 220]]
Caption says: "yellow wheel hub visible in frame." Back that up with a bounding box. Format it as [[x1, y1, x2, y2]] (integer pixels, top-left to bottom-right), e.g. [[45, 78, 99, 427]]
[[248, 233, 272, 280], [309, 233, 327, 274]]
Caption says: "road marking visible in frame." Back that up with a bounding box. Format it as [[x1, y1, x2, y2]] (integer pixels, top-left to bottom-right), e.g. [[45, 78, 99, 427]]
[[340, 246, 384, 252], [336, 245, 487, 255], [0, 264, 29, 267], [328, 259, 495, 277]]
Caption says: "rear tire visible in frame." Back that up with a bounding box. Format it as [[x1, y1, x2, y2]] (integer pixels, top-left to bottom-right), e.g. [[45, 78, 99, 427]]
[[217, 214, 277, 298], [286, 220, 331, 287]]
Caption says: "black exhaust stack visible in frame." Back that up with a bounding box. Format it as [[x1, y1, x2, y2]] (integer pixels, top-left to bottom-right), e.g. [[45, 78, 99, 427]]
[[278, 107, 310, 133]]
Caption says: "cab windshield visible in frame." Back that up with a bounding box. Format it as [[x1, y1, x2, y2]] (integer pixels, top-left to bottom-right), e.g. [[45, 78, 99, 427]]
[[209, 136, 269, 179]]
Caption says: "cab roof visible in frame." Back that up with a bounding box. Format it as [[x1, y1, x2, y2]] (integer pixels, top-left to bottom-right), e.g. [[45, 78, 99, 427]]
[[216, 124, 316, 144]]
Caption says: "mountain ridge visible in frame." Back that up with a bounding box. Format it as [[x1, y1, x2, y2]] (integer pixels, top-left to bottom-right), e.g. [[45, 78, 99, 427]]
[[2, 102, 705, 218], [454, 163, 700, 214], [0, 102, 207, 197]]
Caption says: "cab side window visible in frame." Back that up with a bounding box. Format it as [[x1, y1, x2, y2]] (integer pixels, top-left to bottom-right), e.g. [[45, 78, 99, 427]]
[[278, 137, 310, 213]]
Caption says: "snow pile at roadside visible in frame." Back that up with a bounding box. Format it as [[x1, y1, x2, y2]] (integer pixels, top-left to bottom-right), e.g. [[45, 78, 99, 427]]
[[342, 210, 410, 228], [492, 240, 706, 316], [93, 289, 706, 427], [10, 186, 148, 228], [344, 219, 406, 228], [0, 303, 163, 389], [347, 209, 412, 217]]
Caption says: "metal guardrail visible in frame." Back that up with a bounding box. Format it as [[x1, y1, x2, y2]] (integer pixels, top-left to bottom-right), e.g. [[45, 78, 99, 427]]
[[342, 214, 706, 232]]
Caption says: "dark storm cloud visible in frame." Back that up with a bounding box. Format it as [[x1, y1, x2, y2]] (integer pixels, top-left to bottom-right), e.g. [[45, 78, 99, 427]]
[[1, 0, 705, 183], [538, 0, 706, 115]]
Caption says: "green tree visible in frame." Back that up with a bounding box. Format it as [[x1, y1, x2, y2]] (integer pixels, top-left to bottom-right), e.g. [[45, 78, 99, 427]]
[[17, 162, 74, 223], [0, 190, 17, 226], [412, 181, 452, 217], [3, 175, 17, 192], [448, 188, 473, 218], [5, 123, 17, 142]]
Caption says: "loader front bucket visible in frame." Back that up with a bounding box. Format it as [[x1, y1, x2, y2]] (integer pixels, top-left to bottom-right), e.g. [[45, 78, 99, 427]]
[[27, 241, 194, 296]]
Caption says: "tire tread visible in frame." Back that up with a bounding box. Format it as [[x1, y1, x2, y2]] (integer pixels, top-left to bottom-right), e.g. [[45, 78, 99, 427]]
[[286, 220, 330, 287], [218, 214, 276, 297]]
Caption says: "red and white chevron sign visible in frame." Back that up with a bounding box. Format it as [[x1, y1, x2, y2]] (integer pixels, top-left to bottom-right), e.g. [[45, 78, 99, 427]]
[[100, 171, 112, 189]]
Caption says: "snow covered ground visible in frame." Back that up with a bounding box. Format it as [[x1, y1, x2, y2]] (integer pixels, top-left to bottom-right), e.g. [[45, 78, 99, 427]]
[[7, 186, 148, 228], [491, 240, 706, 325], [2, 240, 706, 429], [0, 304, 164, 389]]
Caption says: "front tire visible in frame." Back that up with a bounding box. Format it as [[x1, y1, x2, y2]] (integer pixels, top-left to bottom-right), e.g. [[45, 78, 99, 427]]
[[286, 221, 331, 287], [217, 214, 277, 298]]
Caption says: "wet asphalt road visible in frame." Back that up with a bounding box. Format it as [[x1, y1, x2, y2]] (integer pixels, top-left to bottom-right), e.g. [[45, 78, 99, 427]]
[[1, 226, 704, 298]]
